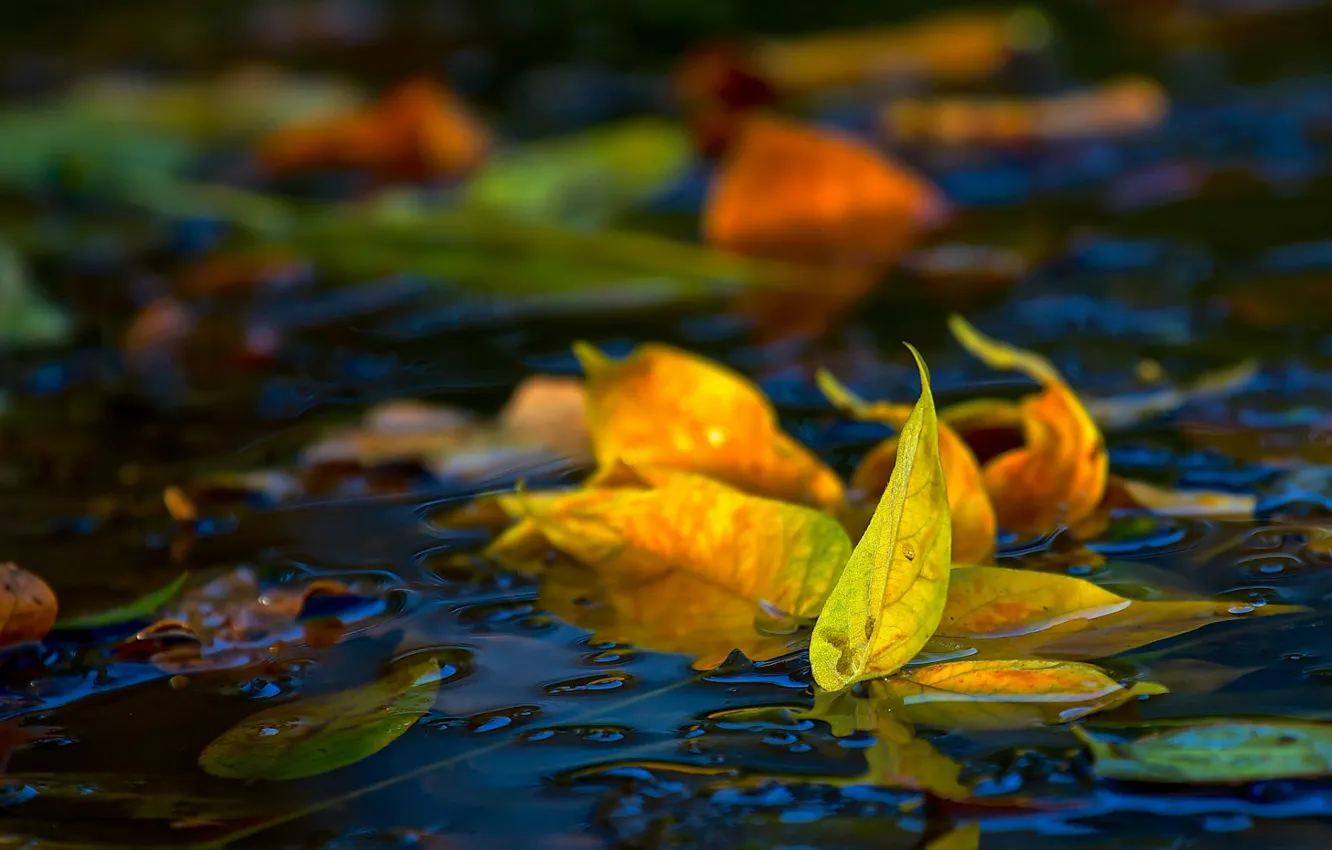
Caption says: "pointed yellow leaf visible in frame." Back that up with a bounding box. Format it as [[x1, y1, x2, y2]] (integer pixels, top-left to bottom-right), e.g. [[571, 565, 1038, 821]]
[[939, 566, 1305, 660], [948, 315, 1108, 534], [819, 370, 996, 564], [810, 345, 951, 689], [575, 342, 844, 510], [876, 659, 1166, 730], [518, 468, 851, 619]]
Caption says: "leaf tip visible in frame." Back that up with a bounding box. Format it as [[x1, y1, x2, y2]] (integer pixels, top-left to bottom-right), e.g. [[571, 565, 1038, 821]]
[[902, 342, 933, 399], [816, 369, 868, 416], [572, 340, 613, 377]]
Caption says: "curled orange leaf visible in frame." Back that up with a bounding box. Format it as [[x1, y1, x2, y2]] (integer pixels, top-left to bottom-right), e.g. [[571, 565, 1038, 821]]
[[1, 562, 58, 649], [819, 370, 996, 564], [810, 346, 951, 689], [516, 468, 852, 620], [874, 659, 1166, 729], [937, 566, 1305, 660], [575, 341, 844, 510], [948, 315, 1108, 534]]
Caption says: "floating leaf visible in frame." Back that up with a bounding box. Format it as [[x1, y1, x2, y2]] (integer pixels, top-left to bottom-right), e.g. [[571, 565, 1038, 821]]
[[575, 342, 844, 510], [876, 659, 1166, 729], [519, 468, 851, 619], [1100, 475, 1256, 518], [1076, 721, 1332, 783], [885, 76, 1167, 145], [199, 657, 442, 780], [819, 370, 996, 564], [539, 560, 798, 670], [1083, 358, 1258, 430], [55, 573, 189, 631], [1, 562, 58, 650], [704, 116, 944, 267], [937, 566, 1304, 660], [948, 315, 1108, 535], [810, 346, 951, 689], [461, 118, 692, 227]]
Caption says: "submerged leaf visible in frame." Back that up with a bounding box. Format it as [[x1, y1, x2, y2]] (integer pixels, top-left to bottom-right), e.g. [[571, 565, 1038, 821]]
[[461, 118, 692, 226], [876, 659, 1166, 729], [520, 468, 851, 619], [55, 573, 189, 631], [819, 370, 996, 564], [948, 315, 1108, 534], [810, 346, 951, 689], [576, 342, 844, 509], [199, 657, 442, 780], [1, 562, 58, 649], [1076, 721, 1332, 783], [938, 566, 1304, 660]]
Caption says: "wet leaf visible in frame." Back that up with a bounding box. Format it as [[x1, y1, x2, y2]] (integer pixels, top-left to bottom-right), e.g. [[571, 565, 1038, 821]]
[[1100, 475, 1256, 518], [519, 468, 851, 618], [258, 77, 488, 180], [461, 118, 692, 227], [1084, 358, 1258, 430], [937, 566, 1305, 660], [862, 712, 968, 799], [949, 315, 1108, 535], [0, 242, 72, 349], [885, 76, 1167, 145], [875, 659, 1166, 730], [575, 341, 844, 510], [539, 560, 798, 670], [199, 657, 442, 780], [0, 563, 58, 650], [54, 573, 189, 631], [798, 688, 879, 738], [704, 116, 944, 267], [810, 346, 951, 689], [818, 370, 996, 564], [1075, 721, 1332, 783]]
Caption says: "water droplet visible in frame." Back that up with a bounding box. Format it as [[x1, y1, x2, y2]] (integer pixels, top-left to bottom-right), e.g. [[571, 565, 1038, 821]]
[[1228, 604, 1255, 615]]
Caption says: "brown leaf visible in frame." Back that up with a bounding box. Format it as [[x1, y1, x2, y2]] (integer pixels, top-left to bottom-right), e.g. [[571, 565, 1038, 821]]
[[0, 562, 58, 649]]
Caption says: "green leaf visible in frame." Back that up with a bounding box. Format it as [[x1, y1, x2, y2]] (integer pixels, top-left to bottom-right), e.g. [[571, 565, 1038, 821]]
[[199, 657, 442, 780], [0, 242, 72, 349], [1076, 720, 1332, 783], [54, 573, 189, 631], [461, 118, 693, 227]]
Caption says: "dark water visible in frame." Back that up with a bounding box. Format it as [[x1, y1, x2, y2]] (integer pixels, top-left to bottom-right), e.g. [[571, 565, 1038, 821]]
[[6, 2, 1332, 848]]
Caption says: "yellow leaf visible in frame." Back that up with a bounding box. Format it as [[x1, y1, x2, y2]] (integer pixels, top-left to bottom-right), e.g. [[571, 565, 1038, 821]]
[[937, 566, 1305, 660], [863, 712, 969, 799], [948, 315, 1108, 534], [518, 468, 852, 619], [1101, 475, 1256, 518], [1076, 721, 1332, 783], [539, 560, 798, 670], [575, 341, 844, 510], [875, 659, 1166, 730], [819, 370, 996, 564], [926, 824, 981, 850], [810, 345, 951, 689]]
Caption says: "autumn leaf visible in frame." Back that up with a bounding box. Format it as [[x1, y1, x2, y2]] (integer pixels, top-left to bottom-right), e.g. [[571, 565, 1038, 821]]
[[54, 572, 188, 631], [1099, 475, 1256, 518], [875, 659, 1166, 730], [575, 341, 844, 510], [518, 468, 851, 619], [937, 566, 1305, 660], [496, 375, 590, 459], [863, 712, 969, 798], [539, 560, 799, 670], [1083, 358, 1258, 430], [948, 315, 1108, 535], [1, 562, 58, 649], [1075, 721, 1332, 783], [199, 657, 442, 780], [885, 76, 1167, 145], [818, 369, 996, 564], [810, 345, 951, 689], [703, 116, 945, 268]]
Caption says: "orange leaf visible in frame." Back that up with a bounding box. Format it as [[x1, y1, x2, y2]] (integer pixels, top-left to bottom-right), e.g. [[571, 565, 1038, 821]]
[[0, 562, 58, 649], [875, 659, 1166, 729], [497, 375, 590, 459], [937, 565, 1306, 660], [948, 315, 1108, 534], [818, 370, 996, 564], [575, 341, 844, 510], [703, 116, 945, 267]]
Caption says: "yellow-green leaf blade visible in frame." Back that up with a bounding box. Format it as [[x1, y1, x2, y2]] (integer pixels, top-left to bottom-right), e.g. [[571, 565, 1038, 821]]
[[1077, 721, 1332, 783], [810, 344, 951, 689]]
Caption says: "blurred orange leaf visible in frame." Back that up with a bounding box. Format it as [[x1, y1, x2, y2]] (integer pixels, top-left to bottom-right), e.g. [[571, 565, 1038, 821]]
[[576, 341, 844, 510], [259, 77, 488, 181], [818, 370, 996, 564], [1, 562, 57, 649], [515, 468, 852, 620], [497, 375, 590, 459], [874, 659, 1166, 729], [948, 315, 1108, 535], [936, 565, 1305, 659]]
